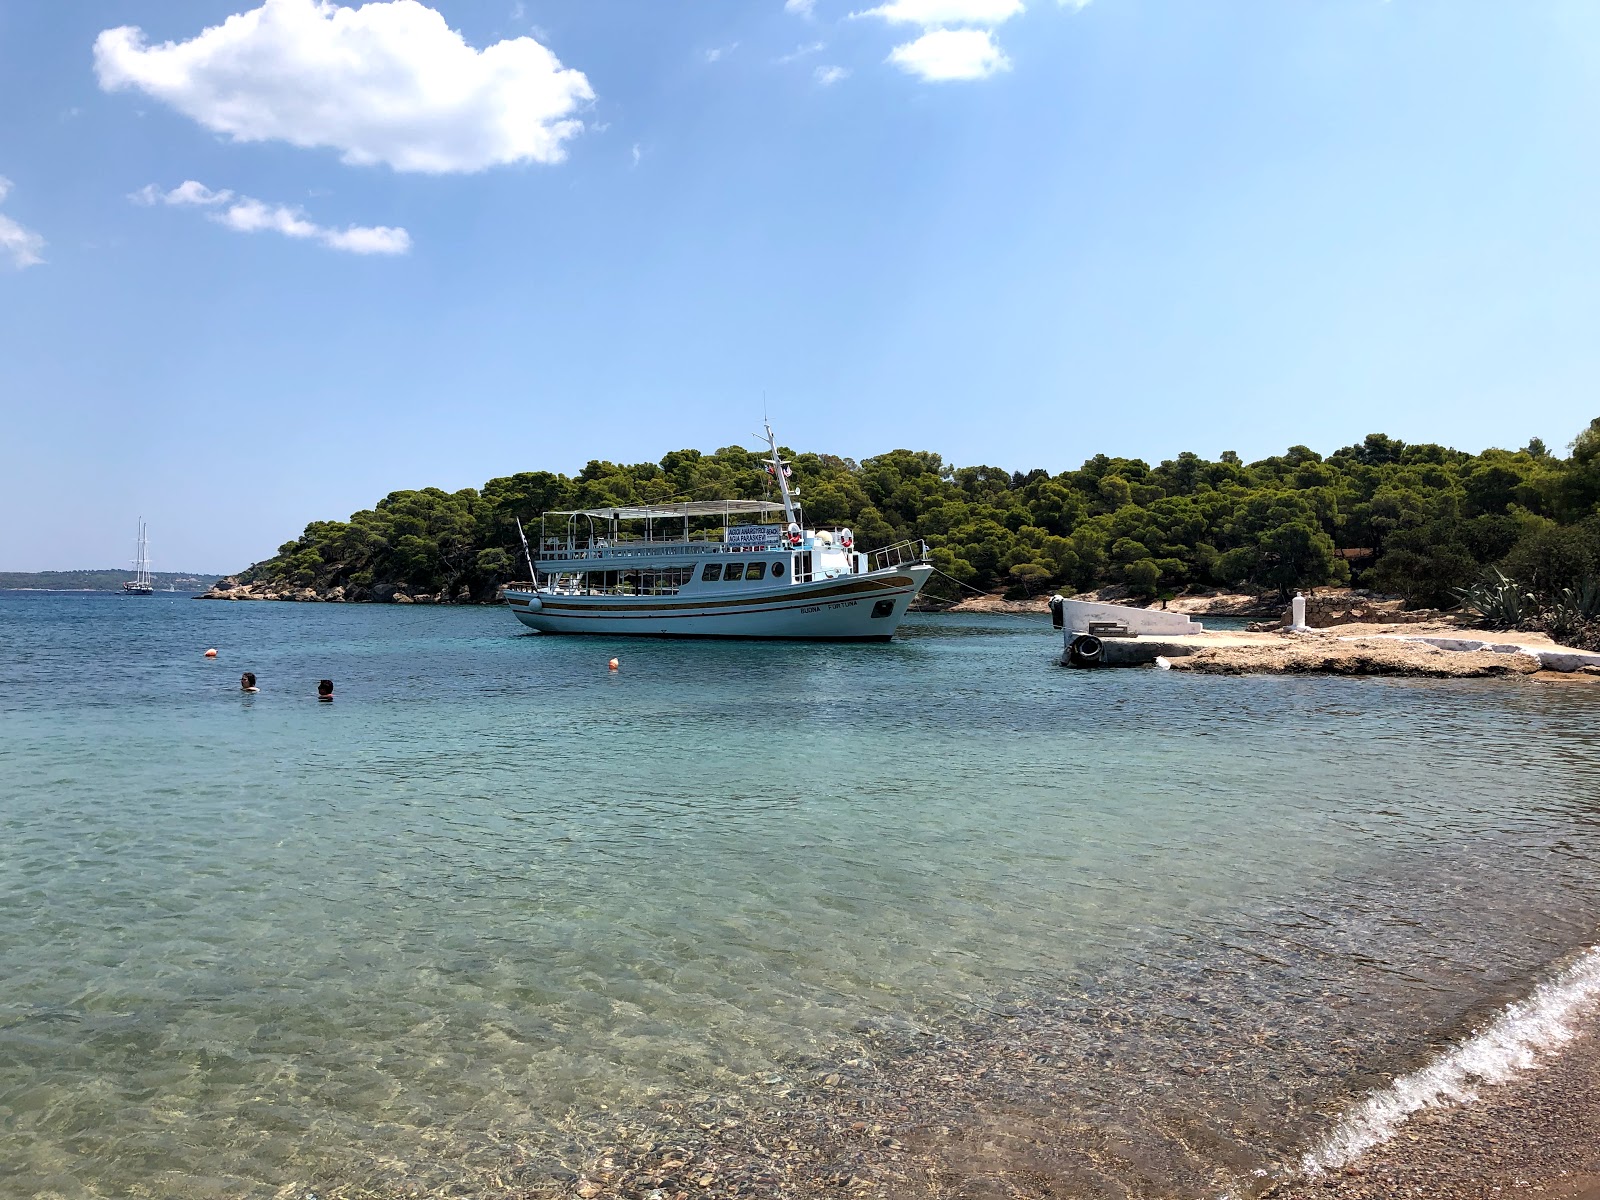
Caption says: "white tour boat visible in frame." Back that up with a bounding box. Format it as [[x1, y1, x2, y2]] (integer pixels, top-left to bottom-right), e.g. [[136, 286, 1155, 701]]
[[504, 428, 933, 640]]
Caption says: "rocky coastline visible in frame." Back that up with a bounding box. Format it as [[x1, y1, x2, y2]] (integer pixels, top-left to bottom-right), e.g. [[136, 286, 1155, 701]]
[[195, 576, 515, 605]]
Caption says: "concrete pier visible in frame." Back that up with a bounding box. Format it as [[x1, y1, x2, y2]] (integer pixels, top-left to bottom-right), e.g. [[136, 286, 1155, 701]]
[[1061, 627, 1600, 676]]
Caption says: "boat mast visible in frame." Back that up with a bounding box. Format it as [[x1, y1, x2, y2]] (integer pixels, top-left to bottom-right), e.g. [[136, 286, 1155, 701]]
[[132, 518, 151, 586], [764, 423, 802, 529], [514, 517, 540, 593]]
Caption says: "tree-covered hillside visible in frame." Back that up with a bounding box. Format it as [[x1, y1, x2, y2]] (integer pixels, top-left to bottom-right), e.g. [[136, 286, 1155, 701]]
[[240, 419, 1600, 608]]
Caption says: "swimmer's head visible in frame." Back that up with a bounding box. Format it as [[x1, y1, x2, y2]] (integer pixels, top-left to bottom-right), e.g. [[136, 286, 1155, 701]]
[[317, 679, 334, 699], [240, 672, 256, 690]]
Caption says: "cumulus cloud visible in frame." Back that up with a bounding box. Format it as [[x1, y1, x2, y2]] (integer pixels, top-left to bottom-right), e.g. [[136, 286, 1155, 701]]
[[854, 0, 1021, 82], [855, 0, 1023, 24], [887, 28, 1010, 80], [93, 0, 594, 174], [814, 64, 850, 85], [0, 177, 46, 269], [133, 180, 410, 254], [131, 179, 233, 206], [784, 0, 817, 15]]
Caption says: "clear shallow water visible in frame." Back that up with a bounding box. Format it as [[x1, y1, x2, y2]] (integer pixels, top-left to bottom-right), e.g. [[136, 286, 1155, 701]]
[[3, 592, 1600, 1197]]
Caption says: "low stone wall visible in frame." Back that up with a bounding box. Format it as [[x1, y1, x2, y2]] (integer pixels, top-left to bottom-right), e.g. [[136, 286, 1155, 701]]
[[1246, 591, 1444, 631]]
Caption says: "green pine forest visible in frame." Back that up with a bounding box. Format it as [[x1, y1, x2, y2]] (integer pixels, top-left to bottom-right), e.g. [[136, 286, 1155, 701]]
[[244, 418, 1600, 610]]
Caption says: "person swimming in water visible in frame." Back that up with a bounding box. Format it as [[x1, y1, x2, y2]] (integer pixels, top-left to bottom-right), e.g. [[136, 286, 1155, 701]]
[[317, 679, 333, 702], [240, 672, 259, 693]]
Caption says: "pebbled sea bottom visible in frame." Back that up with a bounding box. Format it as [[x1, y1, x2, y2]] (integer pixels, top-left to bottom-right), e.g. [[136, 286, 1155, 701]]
[[2, 591, 1600, 1198]]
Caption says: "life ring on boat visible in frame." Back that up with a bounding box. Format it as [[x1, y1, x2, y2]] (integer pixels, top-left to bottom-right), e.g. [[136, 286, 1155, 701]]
[[1068, 634, 1103, 667]]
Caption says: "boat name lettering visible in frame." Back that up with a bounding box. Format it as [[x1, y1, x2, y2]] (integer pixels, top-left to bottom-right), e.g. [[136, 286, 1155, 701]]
[[725, 525, 776, 548]]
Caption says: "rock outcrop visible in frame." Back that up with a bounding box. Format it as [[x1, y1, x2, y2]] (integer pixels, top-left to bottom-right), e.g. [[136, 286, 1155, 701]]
[[194, 576, 498, 604]]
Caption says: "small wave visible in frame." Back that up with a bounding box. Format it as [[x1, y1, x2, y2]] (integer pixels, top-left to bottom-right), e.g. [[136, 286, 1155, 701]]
[[1301, 942, 1600, 1173]]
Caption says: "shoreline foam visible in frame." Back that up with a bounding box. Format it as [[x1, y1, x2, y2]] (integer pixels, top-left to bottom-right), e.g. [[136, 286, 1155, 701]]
[[1299, 944, 1600, 1177], [1277, 1028, 1600, 1199]]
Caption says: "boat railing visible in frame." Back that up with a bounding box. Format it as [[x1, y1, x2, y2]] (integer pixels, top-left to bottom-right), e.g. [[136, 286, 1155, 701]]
[[537, 539, 781, 562], [866, 539, 930, 572]]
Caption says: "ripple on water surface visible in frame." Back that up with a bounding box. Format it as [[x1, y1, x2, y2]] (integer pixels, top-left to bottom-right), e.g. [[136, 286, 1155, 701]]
[[2, 594, 1600, 1197]]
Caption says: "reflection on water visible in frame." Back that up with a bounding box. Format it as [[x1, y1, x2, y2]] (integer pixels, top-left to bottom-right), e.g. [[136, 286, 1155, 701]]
[[2, 594, 1599, 1197]]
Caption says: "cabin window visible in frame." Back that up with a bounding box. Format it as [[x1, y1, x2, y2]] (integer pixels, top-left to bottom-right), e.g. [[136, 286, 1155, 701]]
[[745, 562, 767, 580], [700, 564, 723, 582], [795, 551, 813, 583], [771, 562, 785, 578], [723, 563, 743, 579]]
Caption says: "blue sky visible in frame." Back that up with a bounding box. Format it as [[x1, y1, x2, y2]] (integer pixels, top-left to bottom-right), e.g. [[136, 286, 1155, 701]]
[[3, 0, 1599, 572]]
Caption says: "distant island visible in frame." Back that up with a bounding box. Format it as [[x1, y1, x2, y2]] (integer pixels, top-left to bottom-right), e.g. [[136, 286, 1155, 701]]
[[203, 419, 1600, 619], [1, 570, 212, 592]]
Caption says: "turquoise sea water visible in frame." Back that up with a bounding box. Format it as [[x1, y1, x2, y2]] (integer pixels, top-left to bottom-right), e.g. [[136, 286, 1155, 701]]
[[4, 591, 1600, 1198]]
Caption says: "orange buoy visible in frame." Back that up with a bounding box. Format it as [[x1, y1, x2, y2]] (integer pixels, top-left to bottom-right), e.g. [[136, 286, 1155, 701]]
[[608, 657, 619, 671], [204, 648, 218, 658]]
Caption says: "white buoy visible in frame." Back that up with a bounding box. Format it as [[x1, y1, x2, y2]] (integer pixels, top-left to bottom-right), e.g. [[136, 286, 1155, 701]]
[[1290, 593, 1310, 632]]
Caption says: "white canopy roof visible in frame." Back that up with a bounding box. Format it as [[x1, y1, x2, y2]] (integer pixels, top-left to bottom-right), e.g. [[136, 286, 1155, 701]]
[[548, 501, 789, 520]]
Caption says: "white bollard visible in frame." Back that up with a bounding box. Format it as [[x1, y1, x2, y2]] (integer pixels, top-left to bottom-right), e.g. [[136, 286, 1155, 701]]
[[1290, 592, 1309, 632]]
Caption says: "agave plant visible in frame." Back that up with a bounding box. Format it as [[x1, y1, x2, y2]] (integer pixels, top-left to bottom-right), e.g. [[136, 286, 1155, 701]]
[[1542, 576, 1600, 642], [1561, 576, 1600, 619], [1452, 570, 1534, 629]]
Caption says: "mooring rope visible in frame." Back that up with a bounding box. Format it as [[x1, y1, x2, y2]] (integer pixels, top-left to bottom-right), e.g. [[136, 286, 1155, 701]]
[[928, 565, 993, 596]]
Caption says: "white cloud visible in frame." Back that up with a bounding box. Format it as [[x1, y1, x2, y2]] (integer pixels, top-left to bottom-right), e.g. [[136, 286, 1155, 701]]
[[630, 143, 642, 168], [93, 0, 594, 174], [777, 41, 827, 63], [814, 64, 850, 85], [785, 0, 817, 15], [132, 179, 234, 206], [855, 0, 1022, 24], [134, 180, 410, 254], [0, 177, 46, 269], [887, 27, 1009, 80], [705, 42, 738, 63]]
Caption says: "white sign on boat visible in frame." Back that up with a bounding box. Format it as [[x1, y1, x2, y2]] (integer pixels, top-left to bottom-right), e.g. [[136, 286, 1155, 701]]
[[724, 524, 778, 548]]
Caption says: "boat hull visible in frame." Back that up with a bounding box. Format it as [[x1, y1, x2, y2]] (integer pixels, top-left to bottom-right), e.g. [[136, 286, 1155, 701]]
[[504, 565, 932, 640]]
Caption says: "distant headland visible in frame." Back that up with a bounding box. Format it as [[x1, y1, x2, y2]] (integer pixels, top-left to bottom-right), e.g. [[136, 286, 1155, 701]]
[[1, 570, 212, 592]]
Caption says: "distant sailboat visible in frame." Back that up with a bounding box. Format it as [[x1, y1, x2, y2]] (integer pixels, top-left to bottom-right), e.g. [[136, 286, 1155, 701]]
[[123, 520, 154, 596]]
